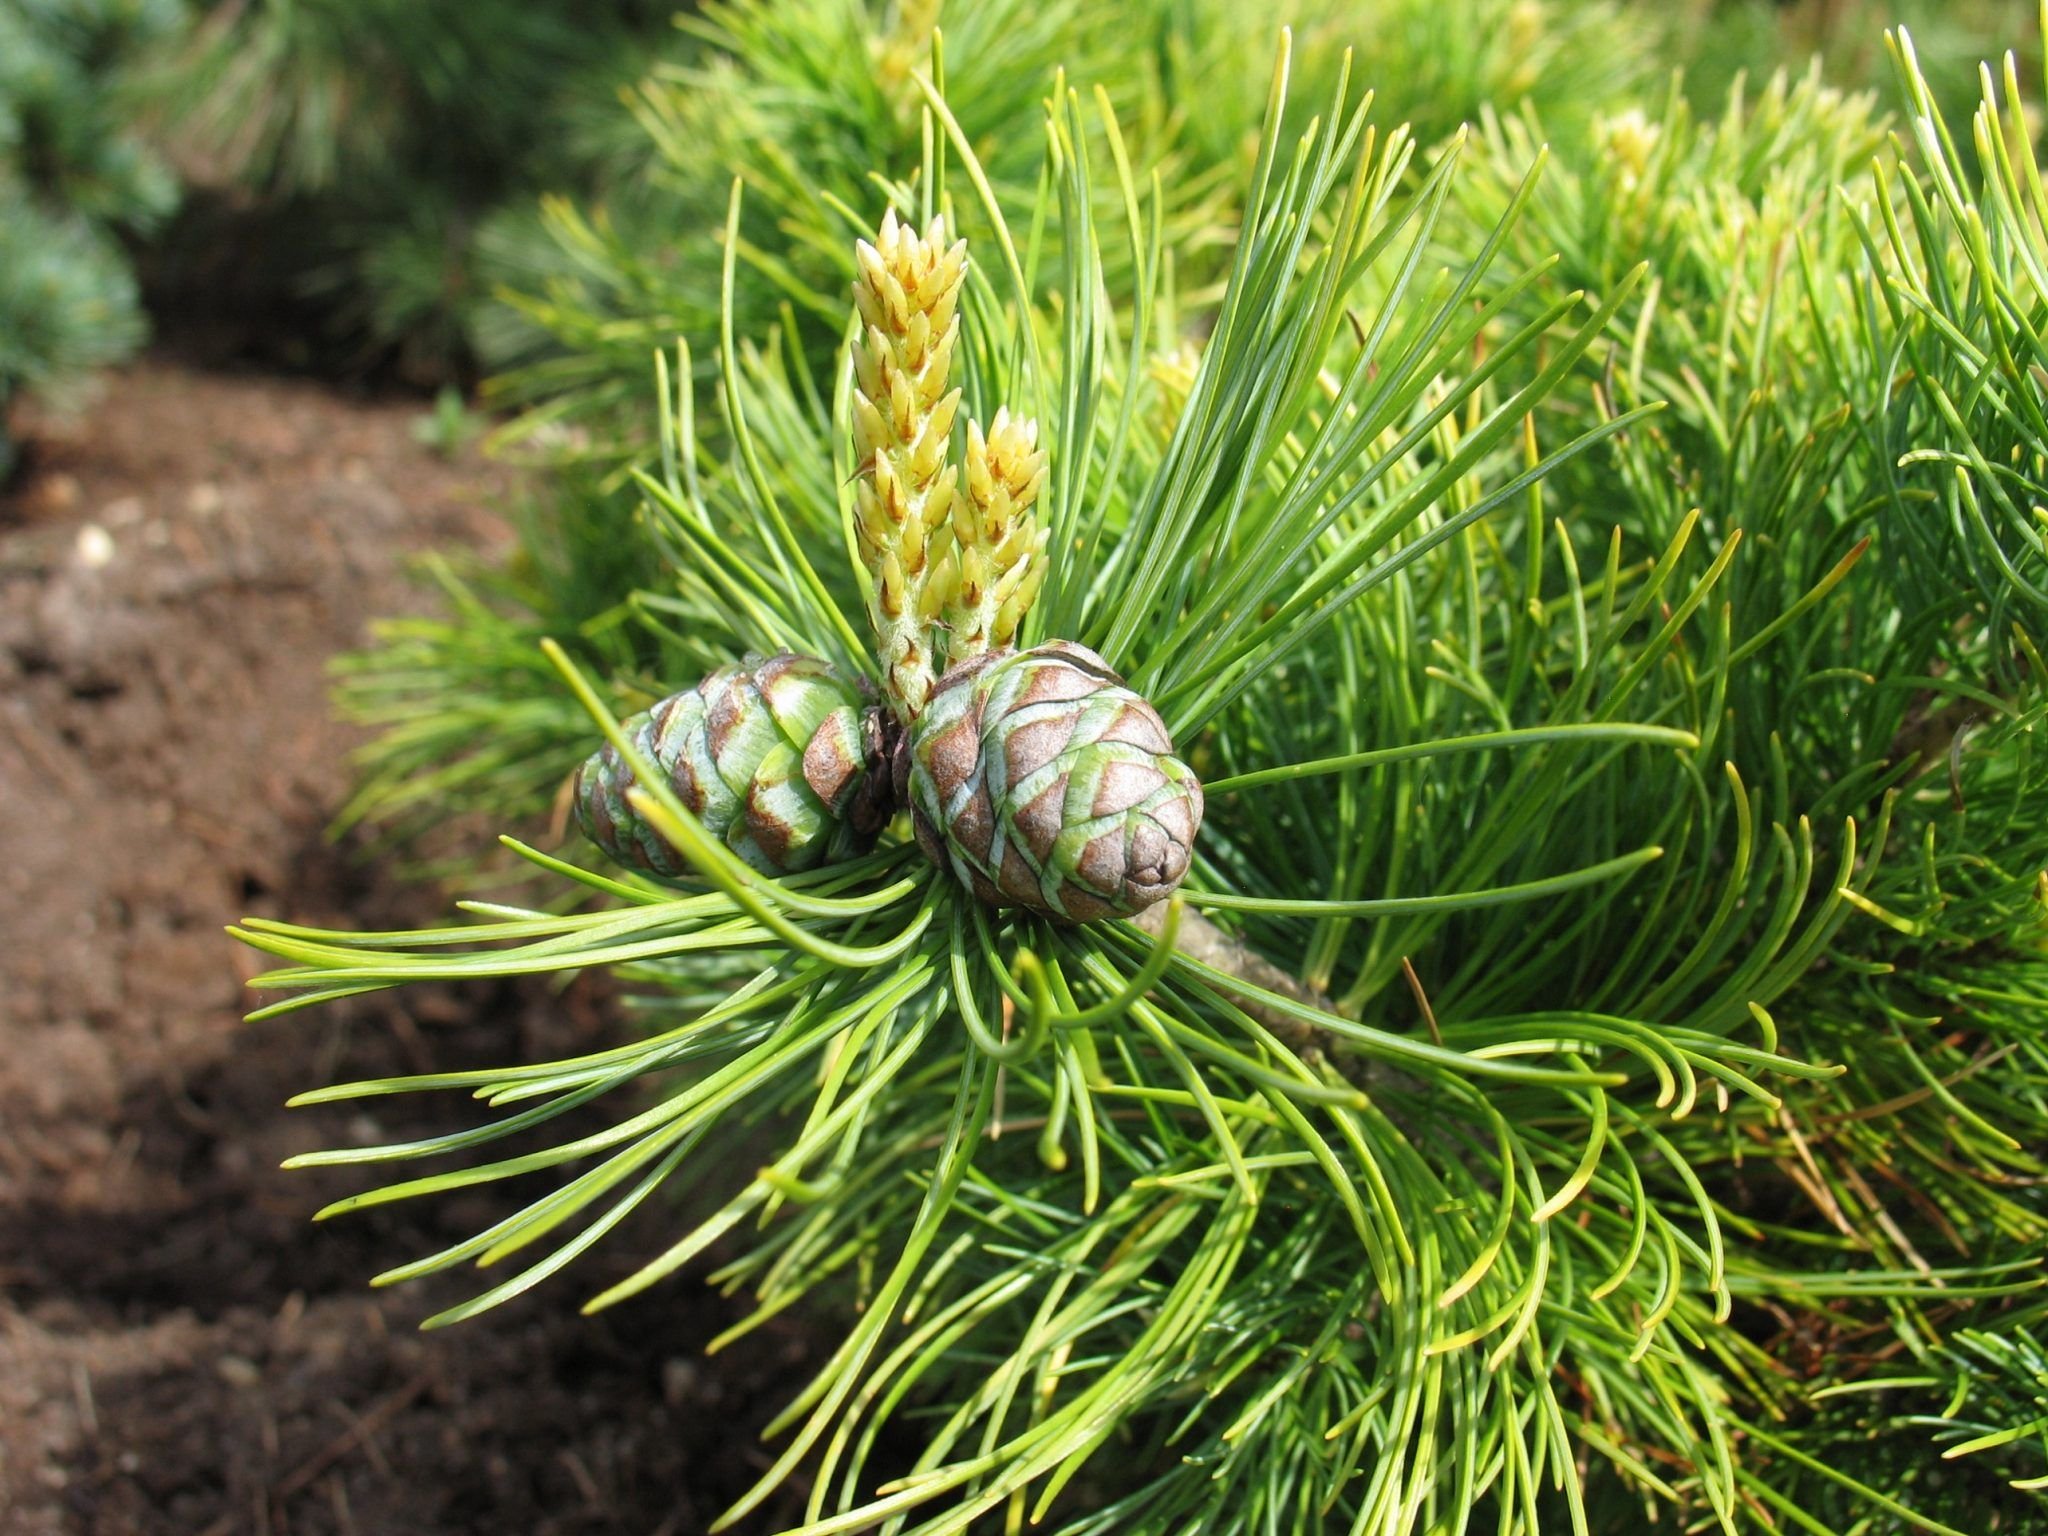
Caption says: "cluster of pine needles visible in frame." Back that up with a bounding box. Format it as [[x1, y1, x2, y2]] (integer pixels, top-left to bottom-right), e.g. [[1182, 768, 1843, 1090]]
[[236, 4, 2048, 1533]]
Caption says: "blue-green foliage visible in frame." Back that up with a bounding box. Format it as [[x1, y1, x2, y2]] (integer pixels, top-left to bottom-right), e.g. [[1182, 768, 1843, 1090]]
[[0, 0, 182, 467]]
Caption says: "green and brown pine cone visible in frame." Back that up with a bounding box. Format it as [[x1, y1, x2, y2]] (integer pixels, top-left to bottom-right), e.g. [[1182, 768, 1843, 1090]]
[[894, 641, 1204, 921], [576, 654, 890, 879]]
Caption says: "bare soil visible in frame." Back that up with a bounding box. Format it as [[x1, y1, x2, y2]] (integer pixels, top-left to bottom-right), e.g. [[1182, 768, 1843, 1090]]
[[0, 363, 816, 1535]]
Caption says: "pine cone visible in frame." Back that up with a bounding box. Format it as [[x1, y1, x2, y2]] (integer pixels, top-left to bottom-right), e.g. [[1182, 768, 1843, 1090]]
[[576, 655, 890, 879], [896, 641, 1203, 921]]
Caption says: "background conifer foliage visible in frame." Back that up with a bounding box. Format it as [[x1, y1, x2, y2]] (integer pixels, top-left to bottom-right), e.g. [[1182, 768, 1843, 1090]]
[[9, 1, 2048, 1532], [0, 0, 181, 475]]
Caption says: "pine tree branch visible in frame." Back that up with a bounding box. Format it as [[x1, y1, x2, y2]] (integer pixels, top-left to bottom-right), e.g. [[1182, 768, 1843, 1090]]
[[1133, 903, 1352, 1063], [1142, 906, 1415, 1095]]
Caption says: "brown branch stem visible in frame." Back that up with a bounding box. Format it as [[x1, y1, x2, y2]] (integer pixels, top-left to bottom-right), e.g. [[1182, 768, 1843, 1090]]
[[1133, 903, 1378, 1083]]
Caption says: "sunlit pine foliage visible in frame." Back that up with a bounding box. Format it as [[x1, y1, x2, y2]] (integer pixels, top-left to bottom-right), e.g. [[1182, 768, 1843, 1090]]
[[332, 0, 1660, 851], [239, 12, 2048, 1536]]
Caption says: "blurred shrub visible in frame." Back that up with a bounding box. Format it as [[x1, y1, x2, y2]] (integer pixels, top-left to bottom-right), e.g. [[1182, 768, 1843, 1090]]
[[1653, 0, 2039, 127], [0, 0, 184, 475], [137, 0, 671, 380], [484, 0, 1659, 453]]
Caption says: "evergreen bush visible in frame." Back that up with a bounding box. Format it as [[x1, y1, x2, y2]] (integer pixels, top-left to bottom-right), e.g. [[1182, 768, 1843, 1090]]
[[485, 0, 1657, 445], [334, 0, 1661, 847], [138, 0, 669, 379], [243, 5, 2048, 1532], [0, 0, 182, 477]]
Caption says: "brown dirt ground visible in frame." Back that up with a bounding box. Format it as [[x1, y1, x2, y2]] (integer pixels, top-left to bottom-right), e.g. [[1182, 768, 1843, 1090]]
[[0, 362, 818, 1535]]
